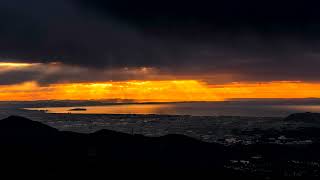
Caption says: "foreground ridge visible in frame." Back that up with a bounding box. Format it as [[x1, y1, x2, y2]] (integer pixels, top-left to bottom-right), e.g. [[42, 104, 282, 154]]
[[1, 114, 320, 178]]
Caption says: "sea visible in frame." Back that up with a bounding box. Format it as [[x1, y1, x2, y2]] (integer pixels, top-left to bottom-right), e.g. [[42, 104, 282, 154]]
[[25, 101, 320, 117]]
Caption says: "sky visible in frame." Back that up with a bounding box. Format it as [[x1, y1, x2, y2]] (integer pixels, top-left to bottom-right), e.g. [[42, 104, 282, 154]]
[[1, 0, 320, 101]]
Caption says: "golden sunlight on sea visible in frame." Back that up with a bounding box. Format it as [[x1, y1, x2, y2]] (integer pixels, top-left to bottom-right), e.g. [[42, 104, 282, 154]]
[[1, 80, 320, 101]]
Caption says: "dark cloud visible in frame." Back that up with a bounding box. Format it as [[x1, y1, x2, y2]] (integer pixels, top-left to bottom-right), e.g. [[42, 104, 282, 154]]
[[0, 69, 39, 85], [1, 0, 320, 85], [0, 63, 168, 86], [76, 0, 320, 36]]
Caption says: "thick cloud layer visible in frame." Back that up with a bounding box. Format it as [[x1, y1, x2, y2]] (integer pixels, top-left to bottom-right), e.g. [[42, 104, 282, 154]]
[[1, 0, 320, 85]]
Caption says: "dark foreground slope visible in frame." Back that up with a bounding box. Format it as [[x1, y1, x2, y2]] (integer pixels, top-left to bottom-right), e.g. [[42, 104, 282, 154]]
[[1, 115, 320, 178]]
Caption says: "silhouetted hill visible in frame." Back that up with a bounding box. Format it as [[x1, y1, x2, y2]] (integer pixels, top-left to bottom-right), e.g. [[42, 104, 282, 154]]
[[284, 112, 320, 122], [1, 115, 320, 178], [0, 115, 58, 136], [0, 116, 227, 176]]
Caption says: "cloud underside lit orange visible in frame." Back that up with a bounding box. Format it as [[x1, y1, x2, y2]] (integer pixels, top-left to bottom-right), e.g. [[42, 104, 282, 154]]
[[0, 80, 320, 101]]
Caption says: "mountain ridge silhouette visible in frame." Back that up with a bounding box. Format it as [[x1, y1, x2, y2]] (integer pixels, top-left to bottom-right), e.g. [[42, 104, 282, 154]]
[[1, 114, 320, 178]]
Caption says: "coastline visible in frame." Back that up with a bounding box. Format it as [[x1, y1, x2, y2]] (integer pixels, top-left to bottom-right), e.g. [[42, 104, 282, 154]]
[[1, 107, 317, 145]]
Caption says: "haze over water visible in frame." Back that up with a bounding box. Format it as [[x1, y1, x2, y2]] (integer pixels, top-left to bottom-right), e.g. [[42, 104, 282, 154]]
[[26, 102, 320, 117]]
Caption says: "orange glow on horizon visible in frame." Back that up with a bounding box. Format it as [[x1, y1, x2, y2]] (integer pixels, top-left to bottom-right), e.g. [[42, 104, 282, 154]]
[[0, 62, 37, 68], [0, 80, 320, 101]]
